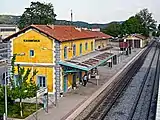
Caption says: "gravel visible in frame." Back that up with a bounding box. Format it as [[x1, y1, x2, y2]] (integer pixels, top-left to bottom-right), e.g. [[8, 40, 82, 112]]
[[132, 47, 159, 120], [104, 46, 157, 120]]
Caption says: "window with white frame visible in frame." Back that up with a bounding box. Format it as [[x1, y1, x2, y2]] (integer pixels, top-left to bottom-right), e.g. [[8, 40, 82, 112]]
[[14, 74, 19, 86], [91, 42, 93, 51], [64, 46, 68, 59], [37, 76, 46, 87], [85, 42, 88, 50], [30, 50, 34, 57], [73, 44, 76, 56]]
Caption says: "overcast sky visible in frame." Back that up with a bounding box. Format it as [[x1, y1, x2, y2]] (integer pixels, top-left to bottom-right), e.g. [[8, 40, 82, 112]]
[[0, 0, 160, 24]]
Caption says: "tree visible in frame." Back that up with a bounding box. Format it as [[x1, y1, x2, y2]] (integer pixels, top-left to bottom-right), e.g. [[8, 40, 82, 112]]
[[122, 16, 144, 35], [102, 22, 122, 37], [158, 24, 160, 31], [152, 31, 156, 37], [156, 31, 160, 37], [136, 8, 157, 32], [8, 54, 38, 117], [18, 2, 56, 29]]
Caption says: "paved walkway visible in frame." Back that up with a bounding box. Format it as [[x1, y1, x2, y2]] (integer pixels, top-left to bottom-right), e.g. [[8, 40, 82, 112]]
[[26, 48, 142, 120]]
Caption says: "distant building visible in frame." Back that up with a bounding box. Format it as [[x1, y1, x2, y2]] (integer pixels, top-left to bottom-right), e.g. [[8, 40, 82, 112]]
[[0, 24, 19, 39], [124, 34, 148, 48], [0, 24, 17, 85], [82, 28, 112, 50], [0, 42, 9, 85]]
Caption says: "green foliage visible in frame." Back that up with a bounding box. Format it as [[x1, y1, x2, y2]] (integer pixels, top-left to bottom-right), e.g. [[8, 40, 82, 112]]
[[0, 15, 110, 29], [122, 16, 145, 35], [0, 54, 39, 117], [18, 1, 57, 29], [102, 22, 122, 37], [9, 56, 38, 100], [0, 102, 42, 119], [102, 8, 156, 37], [158, 24, 160, 31], [136, 8, 157, 32], [0, 15, 20, 24], [156, 31, 160, 37], [152, 31, 156, 36]]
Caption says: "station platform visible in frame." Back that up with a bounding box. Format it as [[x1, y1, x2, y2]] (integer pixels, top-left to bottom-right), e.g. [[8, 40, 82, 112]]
[[24, 48, 142, 120]]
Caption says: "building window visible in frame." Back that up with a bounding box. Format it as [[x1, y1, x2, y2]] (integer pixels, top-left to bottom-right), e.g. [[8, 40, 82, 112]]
[[37, 76, 46, 87], [0, 28, 16, 32], [64, 46, 68, 59], [80, 43, 82, 54], [85, 42, 88, 50], [91, 42, 93, 51], [14, 75, 19, 86], [30, 50, 34, 57], [73, 44, 76, 56]]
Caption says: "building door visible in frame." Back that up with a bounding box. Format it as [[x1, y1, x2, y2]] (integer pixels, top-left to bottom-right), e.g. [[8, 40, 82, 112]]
[[134, 40, 140, 48], [63, 75, 68, 92], [72, 73, 77, 88]]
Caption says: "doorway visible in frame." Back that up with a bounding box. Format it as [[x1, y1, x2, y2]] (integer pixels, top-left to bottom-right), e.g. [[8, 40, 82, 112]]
[[63, 75, 68, 92]]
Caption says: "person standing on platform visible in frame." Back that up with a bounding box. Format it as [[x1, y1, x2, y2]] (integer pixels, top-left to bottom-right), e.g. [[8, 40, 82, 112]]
[[83, 74, 88, 87]]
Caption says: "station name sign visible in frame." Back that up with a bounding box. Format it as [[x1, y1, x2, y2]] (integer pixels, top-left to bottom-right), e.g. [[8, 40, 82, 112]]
[[23, 39, 40, 42]]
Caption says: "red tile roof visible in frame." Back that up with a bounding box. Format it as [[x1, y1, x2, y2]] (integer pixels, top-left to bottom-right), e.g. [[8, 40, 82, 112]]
[[32, 25, 97, 42], [82, 30, 112, 40], [3, 25, 112, 42]]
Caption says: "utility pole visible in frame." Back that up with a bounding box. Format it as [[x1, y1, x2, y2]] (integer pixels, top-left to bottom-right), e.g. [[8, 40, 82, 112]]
[[4, 41, 10, 120], [71, 9, 73, 25], [4, 62, 7, 120]]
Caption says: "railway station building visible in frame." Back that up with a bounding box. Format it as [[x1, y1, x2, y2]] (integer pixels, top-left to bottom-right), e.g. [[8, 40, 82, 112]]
[[3, 25, 115, 98], [123, 34, 148, 48]]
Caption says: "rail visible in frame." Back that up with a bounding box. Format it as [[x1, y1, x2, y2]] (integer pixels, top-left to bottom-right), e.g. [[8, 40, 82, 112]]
[[82, 41, 156, 120]]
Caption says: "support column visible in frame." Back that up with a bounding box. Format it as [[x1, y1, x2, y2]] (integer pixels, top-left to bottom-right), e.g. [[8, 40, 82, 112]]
[[132, 39, 134, 48], [113, 55, 117, 65], [55, 65, 61, 99], [79, 71, 82, 84], [72, 73, 77, 90], [54, 41, 61, 102], [129, 47, 132, 54]]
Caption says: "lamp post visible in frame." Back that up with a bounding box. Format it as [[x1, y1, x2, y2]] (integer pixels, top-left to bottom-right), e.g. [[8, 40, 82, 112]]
[[4, 66, 8, 120]]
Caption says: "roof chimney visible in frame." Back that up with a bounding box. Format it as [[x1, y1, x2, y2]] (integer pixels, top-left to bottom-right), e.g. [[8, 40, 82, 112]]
[[47, 24, 54, 29]]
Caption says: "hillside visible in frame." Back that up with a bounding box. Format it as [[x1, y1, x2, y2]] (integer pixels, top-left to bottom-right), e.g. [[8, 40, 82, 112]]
[[0, 15, 122, 29], [55, 20, 109, 29], [0, 15, 20, 24]]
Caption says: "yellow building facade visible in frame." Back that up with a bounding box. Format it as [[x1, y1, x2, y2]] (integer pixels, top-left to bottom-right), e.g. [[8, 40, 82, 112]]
[[4, 25, 96, 96], [12, 30, 55, 92], [60, 39, 94, 91]]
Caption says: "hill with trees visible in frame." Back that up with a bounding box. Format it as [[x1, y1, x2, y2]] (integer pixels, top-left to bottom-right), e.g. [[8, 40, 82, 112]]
[[0, 15, 113, 29]]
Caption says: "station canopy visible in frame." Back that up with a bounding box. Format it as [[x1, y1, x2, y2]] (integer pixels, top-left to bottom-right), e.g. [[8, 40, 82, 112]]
[[59, 51, 114, 72]]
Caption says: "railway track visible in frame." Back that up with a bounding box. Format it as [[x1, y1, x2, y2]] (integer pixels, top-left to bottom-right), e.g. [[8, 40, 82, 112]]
[[81, 41, 158, 120], [127, 43, 160, 120]]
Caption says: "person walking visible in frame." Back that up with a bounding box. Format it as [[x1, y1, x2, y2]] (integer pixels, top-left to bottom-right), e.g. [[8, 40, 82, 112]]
[[83, 74, 88, 87]]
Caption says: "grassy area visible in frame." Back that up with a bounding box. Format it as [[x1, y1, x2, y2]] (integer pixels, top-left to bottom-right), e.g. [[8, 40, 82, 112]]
[[0, 102, 42, 119]]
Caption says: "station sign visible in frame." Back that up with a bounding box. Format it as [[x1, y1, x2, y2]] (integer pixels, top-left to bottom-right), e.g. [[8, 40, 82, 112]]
[[37, 87, 48, 98], [23, 39, 40, 42]]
